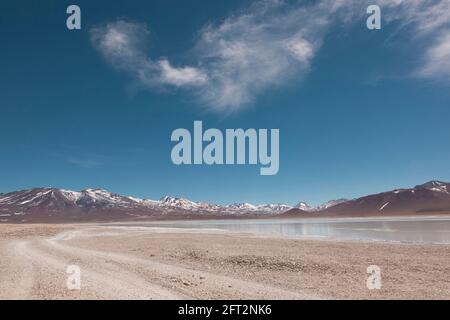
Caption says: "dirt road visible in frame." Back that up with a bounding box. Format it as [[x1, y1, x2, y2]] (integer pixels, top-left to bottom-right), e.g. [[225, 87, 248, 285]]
[[0, 226, 316, 299]]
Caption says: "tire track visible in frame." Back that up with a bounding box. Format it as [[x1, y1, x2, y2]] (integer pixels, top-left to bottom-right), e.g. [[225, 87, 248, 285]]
[[6, 235, 185, 299], [43, 228, 319, 299]]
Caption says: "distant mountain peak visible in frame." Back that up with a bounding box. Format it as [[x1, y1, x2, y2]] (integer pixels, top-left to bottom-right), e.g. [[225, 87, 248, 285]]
[[160, 195, 190, 202], [415, 180, 447, 189], [226, 203, 258, 210], [257, 204, 293, 212], [159, 196, 199, 209], [295, 201, 313, 211], [414, 181, 449, 194], [315, 199, 349, 211]]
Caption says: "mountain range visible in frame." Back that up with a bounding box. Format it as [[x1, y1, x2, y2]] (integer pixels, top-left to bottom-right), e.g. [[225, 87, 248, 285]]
[[0, 181, 449, 223]]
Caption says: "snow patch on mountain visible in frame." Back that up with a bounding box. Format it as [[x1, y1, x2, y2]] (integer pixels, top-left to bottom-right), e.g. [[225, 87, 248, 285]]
[[314, 199, 349, 211], [257, 204, 293, 212], [295, 202, 314, 211], [379, 202, 390, 211], [294, 199, 349, 212]]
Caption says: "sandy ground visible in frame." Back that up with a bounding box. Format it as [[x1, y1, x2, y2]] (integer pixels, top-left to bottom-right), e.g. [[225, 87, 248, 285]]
[[0, 224, 449, 300]]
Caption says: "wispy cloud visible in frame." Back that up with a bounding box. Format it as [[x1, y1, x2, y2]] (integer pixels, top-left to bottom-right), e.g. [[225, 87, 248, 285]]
[[190, 0, 331, 112], [158, 59, 208, 87], [90, 20, 207, 88], [379, 0, 450, 81], [66, 157, 104, 169], [381, 0, 450, 35], [418, 32, 450, 80], [90, 0, 450, 112]]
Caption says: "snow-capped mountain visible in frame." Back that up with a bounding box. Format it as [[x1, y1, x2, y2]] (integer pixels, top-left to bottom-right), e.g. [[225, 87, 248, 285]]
[[159, 196, 200, 210], [225, 203, 258, 211], [221, 203, 294, 215], [0, 188, 147, 219], [158, 196, 222, 212], [256, 204, 293, 212], [0, 188, 294, 222], [1, 180, 449, 223], [313, 199, 349, 211], [414, 181, 449, 194], [295, 202, 314, 212], [293, 199, 348, 212], [318, 180, 450, 215]]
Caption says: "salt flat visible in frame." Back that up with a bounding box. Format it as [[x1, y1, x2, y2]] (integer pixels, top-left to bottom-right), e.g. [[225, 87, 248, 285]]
[[0, 223, 449, 299]]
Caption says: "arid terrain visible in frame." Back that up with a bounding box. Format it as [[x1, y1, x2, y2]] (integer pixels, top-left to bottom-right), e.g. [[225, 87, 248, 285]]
[[0, 223, 449, 300]]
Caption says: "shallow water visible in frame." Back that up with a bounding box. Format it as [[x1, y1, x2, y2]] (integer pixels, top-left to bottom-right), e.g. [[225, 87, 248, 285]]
[[113, 216, 450, 244]]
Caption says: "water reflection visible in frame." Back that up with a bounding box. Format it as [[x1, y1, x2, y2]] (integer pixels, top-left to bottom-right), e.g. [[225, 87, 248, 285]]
[[135, 217, 450, 244]]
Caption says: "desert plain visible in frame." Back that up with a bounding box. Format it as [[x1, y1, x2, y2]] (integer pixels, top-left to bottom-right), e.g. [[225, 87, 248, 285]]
[[0, 223, 449, 300]]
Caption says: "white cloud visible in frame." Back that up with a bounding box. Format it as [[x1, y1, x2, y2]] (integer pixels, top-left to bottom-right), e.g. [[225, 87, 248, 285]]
[[380, 0, 450, 35], [90, 1, 333, 112], [189, 0, 338, 111], [418, 31, 450, 80], [380, 0, 450, 81], [90, 20, 206, 89], [285, 38, 315, 63], [158, 59, 208, 87], [91, 0, 450, 112], [90, 20, 149, 70]]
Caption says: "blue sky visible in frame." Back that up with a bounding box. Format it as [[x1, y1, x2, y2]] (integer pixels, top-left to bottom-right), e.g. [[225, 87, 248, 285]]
[[1, 0, 450, 206]]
